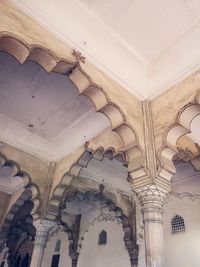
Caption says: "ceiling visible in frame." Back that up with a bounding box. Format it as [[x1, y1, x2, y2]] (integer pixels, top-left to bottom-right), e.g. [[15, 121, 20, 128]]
[[0, 52, 110, 161], [10, 0, 200, 99]]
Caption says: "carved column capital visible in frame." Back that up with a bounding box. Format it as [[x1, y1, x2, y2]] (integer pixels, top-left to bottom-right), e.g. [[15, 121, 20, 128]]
[[135, 183, 168, 225], [30, 220, 58, 267], [136, 184, 167, 208], [33, 219, 57, 249]]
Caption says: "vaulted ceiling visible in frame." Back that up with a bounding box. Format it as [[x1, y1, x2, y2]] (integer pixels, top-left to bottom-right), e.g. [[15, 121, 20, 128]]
[[10, 0, 200, 99]]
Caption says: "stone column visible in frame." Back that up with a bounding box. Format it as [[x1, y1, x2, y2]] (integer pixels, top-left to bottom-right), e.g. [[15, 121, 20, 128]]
[[129, 100, 173, 267], [137, 184, 167, 267], [30, 219, 56, 267]]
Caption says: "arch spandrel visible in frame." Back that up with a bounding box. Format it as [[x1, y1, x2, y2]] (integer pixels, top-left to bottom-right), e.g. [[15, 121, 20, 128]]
[[79, 60, 144, 146], [152, 69, 200, 154], [158, 89, 200, 180]]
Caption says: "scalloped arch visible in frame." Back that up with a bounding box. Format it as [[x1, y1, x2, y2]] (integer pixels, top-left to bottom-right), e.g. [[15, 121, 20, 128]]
[[57, 189, 138, 265], [0, 152, 41, 220], [49, 147, 131, 217], [159, 91, 200, 179], [0, 32, 141, 156]]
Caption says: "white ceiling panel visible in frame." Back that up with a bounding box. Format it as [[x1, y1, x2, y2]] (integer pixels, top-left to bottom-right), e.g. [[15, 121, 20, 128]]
[[9, 0, 200, 98]]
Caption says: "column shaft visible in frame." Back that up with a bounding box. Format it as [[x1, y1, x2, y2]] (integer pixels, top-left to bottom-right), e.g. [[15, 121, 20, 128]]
[[30, 220, 55, 267], [142, 205, 164, 267]]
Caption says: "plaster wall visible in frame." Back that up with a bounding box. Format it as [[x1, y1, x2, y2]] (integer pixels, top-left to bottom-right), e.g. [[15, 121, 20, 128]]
[[42, 230, 71, 267], [163, 195, 200, 267], [137, 163, 200, 267], [163, 167, 200, 267], [78, 220, 130, 267]]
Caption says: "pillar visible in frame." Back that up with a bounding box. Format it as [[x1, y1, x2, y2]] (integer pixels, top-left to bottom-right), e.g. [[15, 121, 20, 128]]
[[30, 219, 56, 267], [129, 100, 172, 267], [137, 184, 166, 267]]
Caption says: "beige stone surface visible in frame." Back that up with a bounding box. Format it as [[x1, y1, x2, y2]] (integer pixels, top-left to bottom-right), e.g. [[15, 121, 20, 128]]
[[80, 61, 144, 148], [51, 146, 85, 197], [177, 135, 199, 156], [152, 70, 200, 152], [0, 0, 74, 61], [0, 143, 48, 194], [88, 128, 123, 152]]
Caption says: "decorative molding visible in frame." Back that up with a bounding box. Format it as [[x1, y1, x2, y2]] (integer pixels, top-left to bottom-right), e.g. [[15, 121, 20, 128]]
[[41, 161, 56, 219], [167, 191, 200, 202], [72, 50, 85, 64], [130, 101, 171, 197], [136, 184, 167, 208], [142, 100, 157, 178]]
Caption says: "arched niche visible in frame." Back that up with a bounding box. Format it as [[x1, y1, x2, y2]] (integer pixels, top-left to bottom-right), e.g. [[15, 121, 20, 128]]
[[78, 220, 130, 267], [42, 229, 71, 267], [58, 187, 138, 267]]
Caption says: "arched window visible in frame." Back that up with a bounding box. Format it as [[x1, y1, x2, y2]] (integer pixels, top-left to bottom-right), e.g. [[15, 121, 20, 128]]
[[171, 215, 185, 234], [55, 239, 61, 252], [98, 230, 107, 245]]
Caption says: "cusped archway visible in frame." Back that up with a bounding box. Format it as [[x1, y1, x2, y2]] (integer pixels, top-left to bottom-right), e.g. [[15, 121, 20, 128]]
[[159, 91, 200, 183]]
